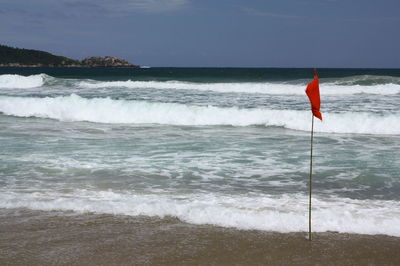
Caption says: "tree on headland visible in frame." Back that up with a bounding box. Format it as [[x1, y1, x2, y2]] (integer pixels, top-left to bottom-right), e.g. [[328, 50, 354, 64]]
[[0, 45, 80, 66], [0, 45, 139, 67]]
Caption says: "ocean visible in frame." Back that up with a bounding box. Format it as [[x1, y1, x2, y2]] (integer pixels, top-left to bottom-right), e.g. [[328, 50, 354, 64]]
[[1, 67, 400, 240]]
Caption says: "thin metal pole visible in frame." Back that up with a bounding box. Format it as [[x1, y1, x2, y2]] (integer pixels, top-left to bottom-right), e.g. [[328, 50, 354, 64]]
[[309, 114, 314, 241]]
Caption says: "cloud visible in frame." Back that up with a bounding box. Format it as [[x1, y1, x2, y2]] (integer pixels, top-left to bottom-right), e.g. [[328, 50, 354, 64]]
[[0, 0, 189, 20], [123, 0, 188, 13], [241, 7, 304, 20], [64, 0, 188, 14]]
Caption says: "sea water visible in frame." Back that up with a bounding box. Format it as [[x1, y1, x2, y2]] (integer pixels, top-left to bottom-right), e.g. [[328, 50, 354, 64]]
[[0, 68, 399, 236]]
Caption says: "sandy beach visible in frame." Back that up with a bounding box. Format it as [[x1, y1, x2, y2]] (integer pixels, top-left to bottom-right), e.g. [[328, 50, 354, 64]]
[[1, 208, 400, 265]]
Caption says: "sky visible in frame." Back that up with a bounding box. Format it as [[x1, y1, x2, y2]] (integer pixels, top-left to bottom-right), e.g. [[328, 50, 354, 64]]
[[0, 0, 399, 67]]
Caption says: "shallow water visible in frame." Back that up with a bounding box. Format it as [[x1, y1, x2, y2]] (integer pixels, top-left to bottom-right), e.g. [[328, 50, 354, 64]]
[[1, 68, 400, 236], [1, 208, 400, 265]]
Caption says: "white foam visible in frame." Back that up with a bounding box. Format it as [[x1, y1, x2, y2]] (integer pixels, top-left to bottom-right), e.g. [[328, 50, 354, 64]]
[[0, 94, 399, 134], [1, 190, 400, 236], [331, 75, 400, 86], [78, 80, 400, 95], [1, 73, 398, 95], [0, 74, 46, 88]]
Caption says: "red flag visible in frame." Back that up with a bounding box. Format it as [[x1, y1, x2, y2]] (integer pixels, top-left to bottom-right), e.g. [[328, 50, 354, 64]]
[[305, 69, 322, 120]]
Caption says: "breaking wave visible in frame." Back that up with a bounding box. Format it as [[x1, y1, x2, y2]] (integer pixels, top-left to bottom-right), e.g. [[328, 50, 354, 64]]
[[1, 73, 400, 95], [78, 80, 400, 95], [1, 190, 400, 236], [0, 74, 49, 88], [329, 75, 400, 86], [0, 94, 399, 134]]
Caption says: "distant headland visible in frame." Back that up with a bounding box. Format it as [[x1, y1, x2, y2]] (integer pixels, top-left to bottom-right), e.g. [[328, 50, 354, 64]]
[[0, 45, 140, 68]]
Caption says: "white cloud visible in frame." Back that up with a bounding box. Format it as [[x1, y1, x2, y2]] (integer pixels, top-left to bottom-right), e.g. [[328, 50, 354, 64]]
[[65, 0, 189, 14], [241, 7, 304, 20], [124, 0, 188, 12]]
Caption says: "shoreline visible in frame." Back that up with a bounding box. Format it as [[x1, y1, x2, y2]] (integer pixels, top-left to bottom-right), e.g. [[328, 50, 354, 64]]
[[1, 208, 400, 265]]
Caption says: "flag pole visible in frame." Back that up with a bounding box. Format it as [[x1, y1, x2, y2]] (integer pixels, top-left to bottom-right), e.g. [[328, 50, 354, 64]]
[[306, 68, 321, 241], [308, 114, 314, 241]]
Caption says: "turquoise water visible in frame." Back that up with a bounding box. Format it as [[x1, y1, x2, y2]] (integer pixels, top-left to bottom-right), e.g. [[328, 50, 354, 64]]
[[1, 68, 400, 236]]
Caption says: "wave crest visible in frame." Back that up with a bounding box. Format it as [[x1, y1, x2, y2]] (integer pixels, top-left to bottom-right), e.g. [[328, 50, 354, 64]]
[[0, 94, 399, 134], [2, 73, 400, 95], [330, 75, 400, 86], [78, 80, 400, 95], [1, 190, 400, 236], [0, 74, 47, 89]]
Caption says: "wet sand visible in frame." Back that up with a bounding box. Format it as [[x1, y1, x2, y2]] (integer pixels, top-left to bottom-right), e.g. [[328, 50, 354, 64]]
[[1, 208, 400, 265]]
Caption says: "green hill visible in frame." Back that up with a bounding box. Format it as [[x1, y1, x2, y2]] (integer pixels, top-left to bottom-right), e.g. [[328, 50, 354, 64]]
[[0, 45, 139, 67], [0, 45, 80, 67]]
